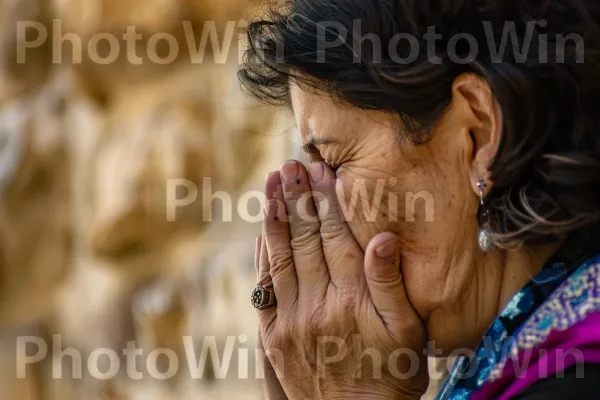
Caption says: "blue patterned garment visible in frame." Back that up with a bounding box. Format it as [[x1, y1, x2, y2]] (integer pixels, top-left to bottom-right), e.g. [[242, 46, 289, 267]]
[[436, 230, 600, 400]]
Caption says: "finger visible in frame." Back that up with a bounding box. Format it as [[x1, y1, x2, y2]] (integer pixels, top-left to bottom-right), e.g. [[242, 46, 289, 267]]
[[255, 236, 261, 280], [279, 160, 329, 302], [364, 232, 419, 335], [257, 234, 270, 286], [256, 232, 277, 334], [257, 328, 287, 399], [308, 162, 364, 288], [264, 171, 298, 314]]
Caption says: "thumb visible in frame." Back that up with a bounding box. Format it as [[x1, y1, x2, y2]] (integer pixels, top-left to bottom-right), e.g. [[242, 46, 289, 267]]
[[364, 232, 416, 331]]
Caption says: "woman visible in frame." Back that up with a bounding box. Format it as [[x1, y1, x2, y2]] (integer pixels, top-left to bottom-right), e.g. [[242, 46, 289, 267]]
[[240, 0, 600, 398]]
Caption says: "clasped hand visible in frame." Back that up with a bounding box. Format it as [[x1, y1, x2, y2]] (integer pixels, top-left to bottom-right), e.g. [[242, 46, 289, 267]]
[[255, 160, 428, 400]]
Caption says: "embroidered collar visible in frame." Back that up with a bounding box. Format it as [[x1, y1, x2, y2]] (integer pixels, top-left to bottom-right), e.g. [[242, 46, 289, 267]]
[[436, 228, 600, 400]]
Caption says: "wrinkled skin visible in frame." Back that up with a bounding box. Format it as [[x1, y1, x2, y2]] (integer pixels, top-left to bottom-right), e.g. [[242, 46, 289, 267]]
[[254, 75, 559, 399], [256, 164, 429, 399]]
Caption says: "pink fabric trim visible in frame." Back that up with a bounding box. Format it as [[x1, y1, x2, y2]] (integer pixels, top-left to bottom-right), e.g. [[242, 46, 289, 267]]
[[473, 312, 600, 400]]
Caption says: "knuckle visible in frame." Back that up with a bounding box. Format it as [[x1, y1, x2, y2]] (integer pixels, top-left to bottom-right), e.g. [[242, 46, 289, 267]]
[[337, 288, 358, 314], [306, 299, 351, 338], [291, 223, 319, 242], [399, 314, 421, 333], [267, 245, 294, 276], [319, 218, 348, 241], [290, 224, 320, 252], [367, 269, 402, 286], [275, 322, 297, 347], [269, 254, 293, 277], [383, 311, 422, 342], [264, 331, 283, 352], [308, 307, 328, 336], [308, 311, 355, 342]]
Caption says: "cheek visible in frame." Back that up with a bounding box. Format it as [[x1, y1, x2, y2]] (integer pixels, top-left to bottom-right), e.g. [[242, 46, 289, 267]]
[[334, 167, 442, 252], [334, 169, 401, 251]]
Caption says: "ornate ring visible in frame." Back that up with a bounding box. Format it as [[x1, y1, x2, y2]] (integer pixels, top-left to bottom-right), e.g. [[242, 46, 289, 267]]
[[251, 285, 277, 310]]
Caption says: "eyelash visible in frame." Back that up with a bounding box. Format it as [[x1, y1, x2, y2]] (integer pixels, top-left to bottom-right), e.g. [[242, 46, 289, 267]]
[[325, 161, 341, 172], [304, 145, 342, 172], [305, 148, 340, 172]]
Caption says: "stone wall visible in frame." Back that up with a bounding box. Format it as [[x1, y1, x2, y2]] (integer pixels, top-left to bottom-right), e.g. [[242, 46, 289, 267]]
[[0, 1, 447, 398]]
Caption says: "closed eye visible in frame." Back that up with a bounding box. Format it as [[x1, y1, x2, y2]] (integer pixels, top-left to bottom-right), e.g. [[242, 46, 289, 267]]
[[302, 143, 340, 172], [302, 139, 341, 172], [324, 160, 341, 172]]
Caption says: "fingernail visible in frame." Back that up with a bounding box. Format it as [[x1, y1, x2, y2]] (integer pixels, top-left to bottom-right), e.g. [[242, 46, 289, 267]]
[[309, 162, 324, 183], [280, 160, 299, 182], [375, 238, 397, 259]]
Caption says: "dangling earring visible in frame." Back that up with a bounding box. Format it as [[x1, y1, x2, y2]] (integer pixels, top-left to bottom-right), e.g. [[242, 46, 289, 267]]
[[477, 179, 494, 252]]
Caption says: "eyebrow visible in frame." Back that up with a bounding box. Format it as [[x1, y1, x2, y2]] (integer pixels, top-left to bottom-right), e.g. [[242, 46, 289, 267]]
[[301, 137, 337, 154]]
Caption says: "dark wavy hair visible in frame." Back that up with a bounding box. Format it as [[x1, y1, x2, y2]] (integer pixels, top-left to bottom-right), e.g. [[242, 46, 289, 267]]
[[239, 0, 600, 245]]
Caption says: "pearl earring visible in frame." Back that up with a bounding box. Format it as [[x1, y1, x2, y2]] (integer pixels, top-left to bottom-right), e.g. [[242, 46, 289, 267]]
[[477, 180, 494, 252]]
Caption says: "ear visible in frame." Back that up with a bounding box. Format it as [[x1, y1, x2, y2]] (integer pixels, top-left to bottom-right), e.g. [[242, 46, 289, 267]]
[[451, 73, 503, 198]]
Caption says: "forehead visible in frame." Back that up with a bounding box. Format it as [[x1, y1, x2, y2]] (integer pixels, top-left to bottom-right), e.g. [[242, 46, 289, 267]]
[[289, 83, 396, 143], [289, 83, 335, 125]]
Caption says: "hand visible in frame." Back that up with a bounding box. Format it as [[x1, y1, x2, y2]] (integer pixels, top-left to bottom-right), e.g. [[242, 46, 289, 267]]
[[256, 160, 429, 399], [255, 236, 288, 400]]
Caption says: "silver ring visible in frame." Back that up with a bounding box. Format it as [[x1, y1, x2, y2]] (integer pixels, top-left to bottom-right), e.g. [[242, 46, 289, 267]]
[[251, 285, 276, 310]]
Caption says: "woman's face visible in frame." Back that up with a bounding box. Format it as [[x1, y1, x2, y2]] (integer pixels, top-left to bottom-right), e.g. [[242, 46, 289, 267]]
[[290, 83, 492, 351]]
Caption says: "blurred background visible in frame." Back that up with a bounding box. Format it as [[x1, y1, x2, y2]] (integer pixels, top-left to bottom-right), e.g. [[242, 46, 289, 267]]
[[0, 0, 446, 398]]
